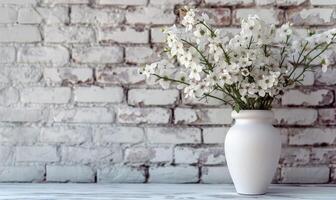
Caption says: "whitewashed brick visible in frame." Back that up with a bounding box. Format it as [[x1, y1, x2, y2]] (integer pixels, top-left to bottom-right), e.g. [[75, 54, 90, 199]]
[[175, 147, 225, 164], [43, 68, 93, 84], [0, 107, 46, 122], [288, 8, 336, 25], [201, 167, 232, 184], [44, 26, 95, 43], [125, 146, 172, 163], [0, 47, 15, 63], [203, 127, 229, 144], [311, 148, 336, 164], [151, 27, 165, 43], [128, 89, 179, 106], [125, 46, 158, 64], [9, 66, 42, 83], [280, 147, 310, 165], [117, 107, 171, 124], [255, 0, 275, 5], [290, 67, 314, 86], [147, 127, 201, 144], [182, 91, 225, 106], [71, 6, 124, 25], [21, 87, 71, 104], [234, 8, 283, 25], [98, 165, 145, 183], [311, 0, 336, 5], [99, 27, 149, 44], [74, 86, 124, 103], [0, 7, 17, 23], [40, 126, 91, 145], [42, 0, 89, 4], [0, 87, 19, 106], [96, 67, 145, 85], [16, 146, 59, 162], [282, 89, 334, 106], [319, 108, 336, 125], [174, 107, 232, 125], [94, 126, 144, 144], [149, 166, 198, 183], [316, 68, 336, 85], [0, 25, 41, 42], [205, 0, 253, 5], [273, 108, 317, 125], [198, 8, 231, 26], [18, 46, 69, 66], [61, 146, 122, 164], [0, 0, 37, 4], [126, 6, 176, 25], [97, 0, 147, 5], [276, 0, 305, 6], [149, 146, 173, 163], [47, 165, 94, 183], [0, 146, 14, 165], [36, 7, 69, 24], [0, 166, 44, 182], [18, 7, 41, 24], [150, 0, 201, 4], [0, 127, 39, 145], [289, 128, 336, 145], [51, 107, 114, 123], [72, 47, 123, 64], [281, 167, 330, 183]]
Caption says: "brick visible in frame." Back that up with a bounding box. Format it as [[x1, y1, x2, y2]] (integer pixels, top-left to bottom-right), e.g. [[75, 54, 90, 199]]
[[316, 68, 336, 85], [203, 127, 229, 144], [182, 92, 225, 106], [205, 0, 253, 5], [0, 127, 39, 145], [0, 7, 17, 23], [311, 0, 336, 5], [0, 146, 14, 165], [280, 147, 310, 165], [0, 108, 46, 122], [36, 7, 69, 24], [273, 108, 317, 125], [289, 128, 336, 145], [126, 6, 176, 25], [125, 46, 158, 64], [288, 8, 336, 26], [21, 87, 71, 104], [234, 8, 283, 25], [128, 89, 179, 106], [18, 46, 69, 66], [255, 0, 275, 5], [96, 67, 146, 85], [51, 107, 114, 123], [290, 67, 314, 86], [150, 0, 201, 4], [281, 167, 330, 183], [18, 7, 41, 24], [42, 0, 89, 4], [201, 167, 232, 184], [311, 148, 336, 164], [43, 68, 93, 84], [9, 66, 42, 83], [0, 166, 44, 182], [72, 47, 123, 64], [117, 107, 171, 124], [98, 165, 145, 183], [276, 0, 306, 6], [0, 47, 15, 63], [149, 166, 198, 183], [174, 107, 232, 125], [0, 0, 37, 4], [40, 126, 91, 145], [124, 146, 172, 163], [71, 6, 124, 25], [94, 126, 144, 144], [47, 165, 94, 183], [16, 146, 59, 162], [0, 87, 19, 106], [61, 146, 122, 164], [147, 127, 201, 144], [282, 89, 334, 106], [151, 27, 165, 43], [99, 27, 149, 44], [74, 86, 124, 103], [175, 146, 225, 164], [0, 25, 41, 42], [198, 8, 230, 26], [319, 108, 336, 125], [97, 0, 147, 6], [44, 26, 95, 43]]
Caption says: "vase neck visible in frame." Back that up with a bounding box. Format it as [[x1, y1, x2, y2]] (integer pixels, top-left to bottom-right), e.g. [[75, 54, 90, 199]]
[[231, 110, 274, 124]]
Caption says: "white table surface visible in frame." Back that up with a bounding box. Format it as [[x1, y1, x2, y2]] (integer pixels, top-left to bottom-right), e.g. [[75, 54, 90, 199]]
[[0, 184, 335, 200]]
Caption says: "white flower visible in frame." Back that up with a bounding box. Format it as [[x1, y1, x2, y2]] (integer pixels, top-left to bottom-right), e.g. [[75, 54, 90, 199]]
[[321, 57, 330, 72], [181, 8, 196, 31], [141, 63, 157, 78], [189, 63, 203, 80]]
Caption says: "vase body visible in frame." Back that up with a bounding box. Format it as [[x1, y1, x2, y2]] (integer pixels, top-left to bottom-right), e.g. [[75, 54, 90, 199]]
[[225, 110, 281, 195]]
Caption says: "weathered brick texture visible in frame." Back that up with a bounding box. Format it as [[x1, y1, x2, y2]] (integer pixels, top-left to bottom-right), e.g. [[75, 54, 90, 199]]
[[0, 0, 334, 184]]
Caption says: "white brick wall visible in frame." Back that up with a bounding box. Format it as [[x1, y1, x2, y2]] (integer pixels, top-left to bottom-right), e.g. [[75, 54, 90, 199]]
[[0, 0, 334, 184]]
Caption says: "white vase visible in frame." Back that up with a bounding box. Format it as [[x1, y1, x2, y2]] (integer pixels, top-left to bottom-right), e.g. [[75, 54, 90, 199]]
[[225, 110, 281, 195]]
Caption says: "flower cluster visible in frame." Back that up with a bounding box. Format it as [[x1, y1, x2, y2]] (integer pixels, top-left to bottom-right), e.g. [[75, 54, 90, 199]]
[[140, 7, 336, 111]]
